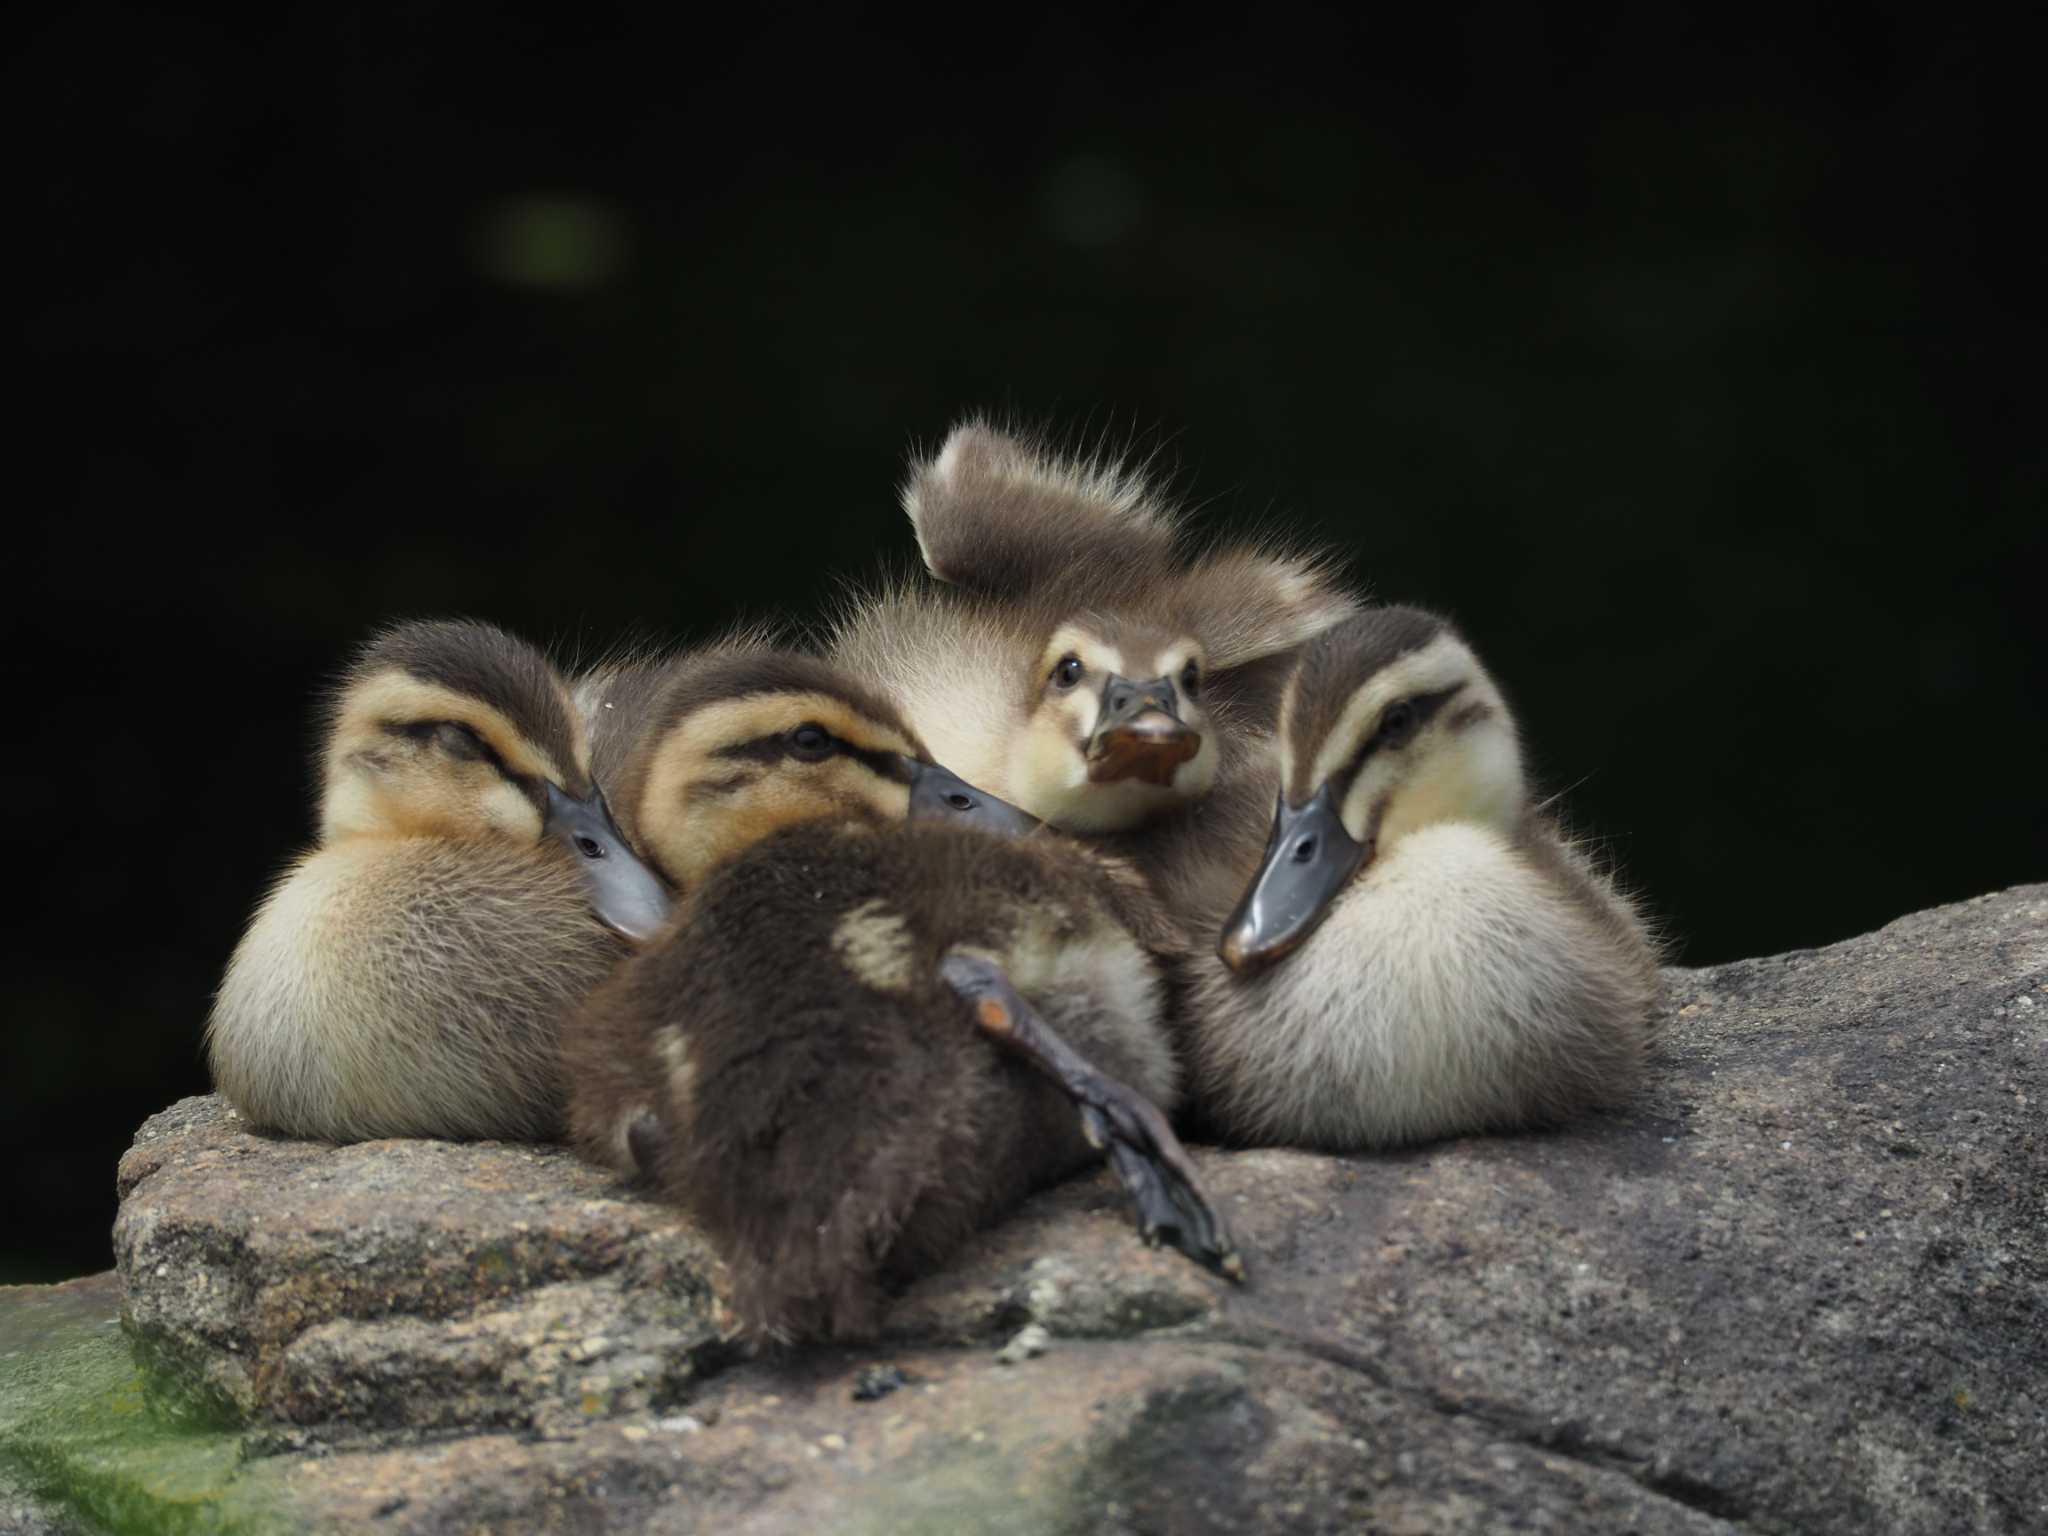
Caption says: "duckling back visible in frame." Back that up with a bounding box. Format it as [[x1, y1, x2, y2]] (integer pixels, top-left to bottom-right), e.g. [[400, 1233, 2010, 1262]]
[[565, 819, 1180, 1342]]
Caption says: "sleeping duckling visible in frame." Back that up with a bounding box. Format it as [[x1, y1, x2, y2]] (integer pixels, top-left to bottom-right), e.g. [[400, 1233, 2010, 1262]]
[[1186, 606, 1660, 1148], [207, 619, 671, 1143], [560, 651, 1236, 1342], [828, 419, 1359, 835]]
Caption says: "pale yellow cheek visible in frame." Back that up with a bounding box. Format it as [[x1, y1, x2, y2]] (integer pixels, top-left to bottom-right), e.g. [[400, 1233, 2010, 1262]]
[[1005, 714, 1090, 818], [320, 775, 380, 843], [1357, 728, 1525, 855], [863, 777, 912, 822], [323, 761, 542, 845], [478, 781, 543, 840]]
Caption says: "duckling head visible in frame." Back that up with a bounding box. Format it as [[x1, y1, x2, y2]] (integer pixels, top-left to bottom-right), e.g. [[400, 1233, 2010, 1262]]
[[320, 619, 672, 940], [884, 419, 1362, 835], [1220, 607, 1523, 971], [620, 649, 1037, 891], [1004, 613, 1221, 833]]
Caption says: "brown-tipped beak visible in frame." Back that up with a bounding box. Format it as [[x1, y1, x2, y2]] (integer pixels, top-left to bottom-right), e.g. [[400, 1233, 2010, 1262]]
[[1087, 709, 1202, 786]]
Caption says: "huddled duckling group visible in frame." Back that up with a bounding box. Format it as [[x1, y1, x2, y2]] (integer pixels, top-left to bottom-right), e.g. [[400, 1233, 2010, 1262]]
[[208, 419, 1660, 1344]]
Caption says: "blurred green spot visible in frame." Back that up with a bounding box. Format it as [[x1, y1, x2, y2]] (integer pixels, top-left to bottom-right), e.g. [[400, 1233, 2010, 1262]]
[[475, 196, 628, 290]]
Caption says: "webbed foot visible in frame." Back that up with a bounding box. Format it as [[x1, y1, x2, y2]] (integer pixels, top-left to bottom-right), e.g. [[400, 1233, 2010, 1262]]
[[939, 951, 1245, 1284]]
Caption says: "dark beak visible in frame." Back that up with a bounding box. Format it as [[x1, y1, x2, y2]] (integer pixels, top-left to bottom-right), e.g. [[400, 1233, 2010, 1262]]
[[543, 782, 673, 943], [904, 758, 1042, 839], [1086, 673, 1201, 787], [1218, 783, 1368, 972]]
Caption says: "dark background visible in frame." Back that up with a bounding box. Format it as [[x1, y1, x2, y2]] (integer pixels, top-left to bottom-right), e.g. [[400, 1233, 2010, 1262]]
[[10, 5, 2041, 1283]]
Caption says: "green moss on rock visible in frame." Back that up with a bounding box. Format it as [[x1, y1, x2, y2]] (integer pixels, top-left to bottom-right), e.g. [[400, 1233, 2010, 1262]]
[[0, 1273, 280, 1535]]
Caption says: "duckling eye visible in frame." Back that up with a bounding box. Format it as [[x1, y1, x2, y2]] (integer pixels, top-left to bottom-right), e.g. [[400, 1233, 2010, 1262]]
[[1377, 701, 1417, 747], [789, 724, 834, 761], [574, 835, 606, 860], [1052, 655, 1084, 689], [1180, 660, 1201, 698], [432, 722, 487, 761]]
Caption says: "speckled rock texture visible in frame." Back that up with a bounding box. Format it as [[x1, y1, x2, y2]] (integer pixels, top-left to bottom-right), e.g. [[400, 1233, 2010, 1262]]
[[4, 884, 2042, 1533]]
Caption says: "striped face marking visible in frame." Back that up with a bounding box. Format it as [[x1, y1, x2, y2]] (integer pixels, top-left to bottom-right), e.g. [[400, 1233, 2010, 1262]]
[[322, 670, 578, 844], [1293, 633, 1522, 858], [635, 691, 924, 889]]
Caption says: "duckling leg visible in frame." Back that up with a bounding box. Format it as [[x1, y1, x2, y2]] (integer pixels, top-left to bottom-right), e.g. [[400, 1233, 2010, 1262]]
[[937, 952, 1245, 1284]]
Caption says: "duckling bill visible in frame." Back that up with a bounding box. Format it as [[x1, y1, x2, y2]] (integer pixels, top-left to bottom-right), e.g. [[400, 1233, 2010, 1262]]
[[541, 780, 671, 941], [1086, 671, 1202, 787], [1217, 781, 1364, 969]]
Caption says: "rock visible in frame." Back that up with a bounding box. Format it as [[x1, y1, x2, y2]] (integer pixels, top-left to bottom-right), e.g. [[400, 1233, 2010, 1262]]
[[3, 884, 2043, 1532], [109, 1098, 727, 1437]]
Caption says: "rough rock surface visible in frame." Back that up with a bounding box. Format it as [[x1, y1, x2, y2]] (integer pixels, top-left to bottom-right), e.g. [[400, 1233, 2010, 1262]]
[[3, 884, 2043, 1533]]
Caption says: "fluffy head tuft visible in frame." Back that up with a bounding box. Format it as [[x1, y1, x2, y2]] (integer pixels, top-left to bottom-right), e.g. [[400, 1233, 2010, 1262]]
[[902, 417, 1185, 603]]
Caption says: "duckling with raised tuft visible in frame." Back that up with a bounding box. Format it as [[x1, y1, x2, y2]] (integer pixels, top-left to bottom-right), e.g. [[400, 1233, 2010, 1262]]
[[560, 648, 1236, 1342], [208, 619, 671, 1143], [1183, 605, 1660, 1148], [828, 419, 1359, 837]]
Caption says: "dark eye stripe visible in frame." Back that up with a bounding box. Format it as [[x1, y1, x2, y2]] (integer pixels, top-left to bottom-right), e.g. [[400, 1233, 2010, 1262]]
[[1333, 683, 1466, 788], [382, 718, 546, 816], [717, 730, 900, 778], [717, 734, 806, 764], [385, 719, 510, 773]]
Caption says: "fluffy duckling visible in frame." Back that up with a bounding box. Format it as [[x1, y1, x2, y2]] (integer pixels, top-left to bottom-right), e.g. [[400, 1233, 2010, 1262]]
[[207, 620, 671, 1143], [828, 419, 1359, 835], [1185, 606, 1660, 1148], [561, 652, 1236, 1342], [562, 646, 1038, 1172]]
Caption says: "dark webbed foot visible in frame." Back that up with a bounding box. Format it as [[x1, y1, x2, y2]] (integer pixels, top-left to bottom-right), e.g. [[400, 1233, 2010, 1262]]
[[938, 951, 1246, 1284]]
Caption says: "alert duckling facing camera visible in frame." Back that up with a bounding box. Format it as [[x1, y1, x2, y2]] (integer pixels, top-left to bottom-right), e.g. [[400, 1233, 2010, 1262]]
[[560, 647, 1237, 1343], [1184, 606, 1661, 1148], [207, 620, 670, 1143], [828, 419, 1359, 836]]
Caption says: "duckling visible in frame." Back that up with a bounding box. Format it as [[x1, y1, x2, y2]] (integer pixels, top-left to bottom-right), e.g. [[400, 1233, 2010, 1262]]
[[207, 619, 671, 1143], [1177, 606, 1659, 1148], [562, 645, 1039, 1172], [560, 652, 1236, 1342], [828, 419, 1359, 835]]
